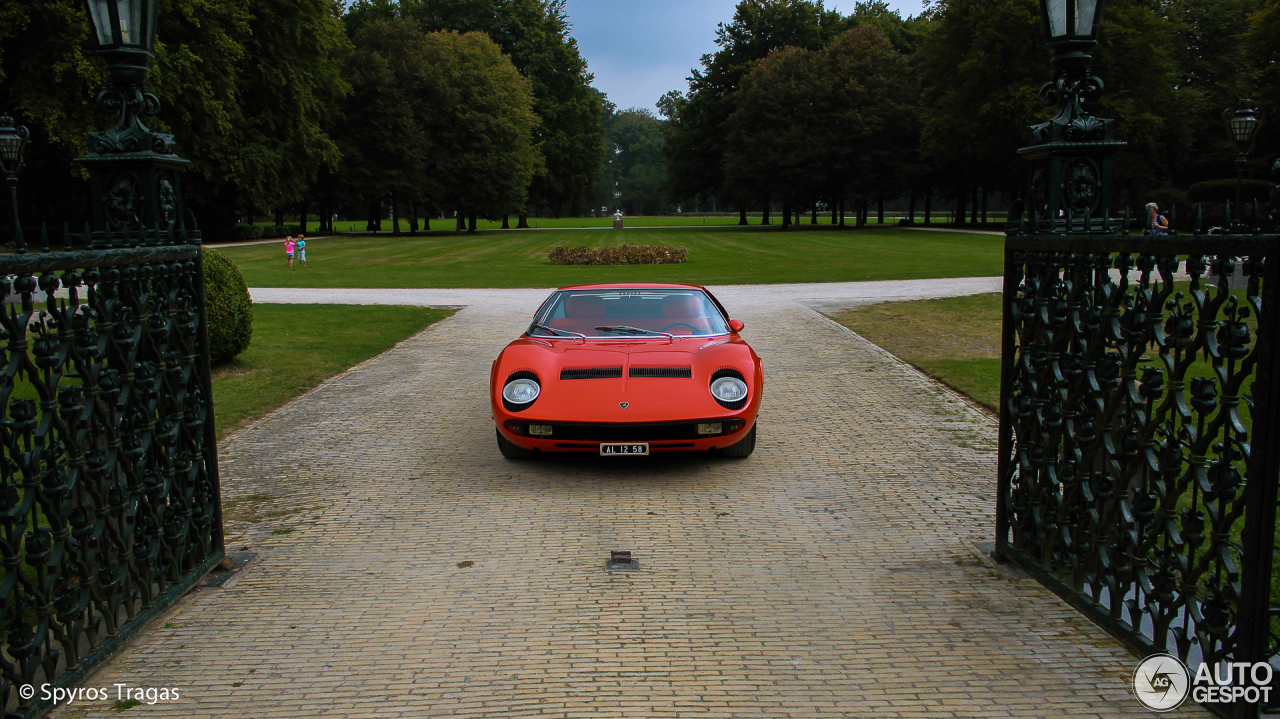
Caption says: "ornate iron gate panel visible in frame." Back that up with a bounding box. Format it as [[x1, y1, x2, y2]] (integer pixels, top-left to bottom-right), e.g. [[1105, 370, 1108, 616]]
[[0, 227, 223, 717], [997, 228, 1280, 718]]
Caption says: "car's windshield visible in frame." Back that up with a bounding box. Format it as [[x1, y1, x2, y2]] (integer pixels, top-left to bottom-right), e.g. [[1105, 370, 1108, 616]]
[[529, 289, 730, 338]]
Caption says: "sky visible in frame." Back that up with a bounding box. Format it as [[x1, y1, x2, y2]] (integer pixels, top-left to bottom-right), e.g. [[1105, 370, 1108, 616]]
[[565, 0, 930, 114]]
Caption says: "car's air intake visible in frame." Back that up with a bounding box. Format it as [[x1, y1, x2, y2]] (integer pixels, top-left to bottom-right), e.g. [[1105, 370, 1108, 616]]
[[629, 366, 693, 378], [560, 366, 624, 380]]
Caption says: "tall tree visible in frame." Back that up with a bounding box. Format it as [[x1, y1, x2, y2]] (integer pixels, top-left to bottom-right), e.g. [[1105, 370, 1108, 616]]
[[339, 18, 440, 226], [723, 25, 908, 218], [827, 25, 913, 206], [346, 0, 604, 217], [663, 0, 845, 208], [724, 46, 831, 213], [431, 31, 539, 228], [1087, 0, 1184, 196], [916, 0, 1047, 206], [608, 108, 669, 216], [215, 0, 351, 223]]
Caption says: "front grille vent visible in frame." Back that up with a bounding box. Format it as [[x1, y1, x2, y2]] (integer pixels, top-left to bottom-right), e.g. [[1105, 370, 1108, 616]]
[[560, 366, 623, 380], [629, 366, 692, 378]]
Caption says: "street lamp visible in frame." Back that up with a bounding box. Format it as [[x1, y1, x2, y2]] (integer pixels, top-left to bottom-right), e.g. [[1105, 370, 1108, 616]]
[[77, 0, 189, 242], [1040, 0, 1103, 48], [1223, 99, 1264, 230], [0, 113, 29, 250], [1018, 0, 1125, 230]]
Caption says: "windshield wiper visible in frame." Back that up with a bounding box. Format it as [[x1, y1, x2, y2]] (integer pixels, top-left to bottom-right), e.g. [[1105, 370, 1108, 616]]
[[530, 323, 584, 339], [594, 325, 674, 338]]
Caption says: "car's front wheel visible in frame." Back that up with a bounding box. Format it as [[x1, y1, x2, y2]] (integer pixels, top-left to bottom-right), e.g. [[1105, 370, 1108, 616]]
[[496, 427, 536, 459], [721, 424, 756, 458]]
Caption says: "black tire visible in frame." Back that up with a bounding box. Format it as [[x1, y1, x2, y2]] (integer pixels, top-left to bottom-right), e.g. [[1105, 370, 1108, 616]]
[[721, 424, 756, 458], [497, 428, 535, 459]]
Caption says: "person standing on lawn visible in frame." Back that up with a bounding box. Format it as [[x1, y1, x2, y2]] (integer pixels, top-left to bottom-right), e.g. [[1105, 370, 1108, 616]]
[[296, 234, 307, 268], [284, 235, 297, 269], [1145, 203, 1169, 236]]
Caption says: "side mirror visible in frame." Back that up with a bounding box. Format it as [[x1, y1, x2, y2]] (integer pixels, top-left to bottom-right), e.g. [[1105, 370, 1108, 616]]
[[728, 319, 745, 333]]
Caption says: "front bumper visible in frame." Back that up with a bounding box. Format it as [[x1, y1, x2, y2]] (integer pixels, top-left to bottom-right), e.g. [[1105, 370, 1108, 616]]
[[497, 417, 755, 453]]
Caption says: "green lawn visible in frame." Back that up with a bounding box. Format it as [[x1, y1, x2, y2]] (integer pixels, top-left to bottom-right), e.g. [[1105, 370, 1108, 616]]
[[223, 225, 1004, 289], [829, 293, 1003, 411], [211, 304, 454, 439]]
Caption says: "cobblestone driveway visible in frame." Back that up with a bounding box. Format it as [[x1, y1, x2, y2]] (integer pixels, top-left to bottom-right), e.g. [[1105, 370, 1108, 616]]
[[54, 279, 1209, 718]]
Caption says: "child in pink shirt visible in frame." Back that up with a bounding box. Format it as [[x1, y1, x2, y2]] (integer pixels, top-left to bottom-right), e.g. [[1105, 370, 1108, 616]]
[[284, 236, 296, 270]]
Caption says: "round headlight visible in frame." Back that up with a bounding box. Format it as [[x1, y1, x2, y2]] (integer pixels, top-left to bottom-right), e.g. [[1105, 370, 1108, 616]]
[[502, 378, 540, 404], [710, 376, 748, 403]]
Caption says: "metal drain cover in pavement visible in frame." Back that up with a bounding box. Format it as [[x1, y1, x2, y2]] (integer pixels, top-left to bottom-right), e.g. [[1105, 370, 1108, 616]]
[[606, 550, 638, 571]]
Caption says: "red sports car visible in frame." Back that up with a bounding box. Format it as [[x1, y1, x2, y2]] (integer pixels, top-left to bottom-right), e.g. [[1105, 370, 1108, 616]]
[[490, 283, 762, 458]]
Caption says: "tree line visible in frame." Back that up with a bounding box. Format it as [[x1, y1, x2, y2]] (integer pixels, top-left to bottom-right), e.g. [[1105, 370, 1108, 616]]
[[0, 0, 608, 238], [1, 0, 1277, 239], [662, 0, 1280, 226]]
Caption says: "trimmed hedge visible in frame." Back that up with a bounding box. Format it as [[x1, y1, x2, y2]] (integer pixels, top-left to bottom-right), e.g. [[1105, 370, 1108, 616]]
[[1186, 179, 1272, 203], [548, 244, 687, 265], [203, 247, 253, 364]]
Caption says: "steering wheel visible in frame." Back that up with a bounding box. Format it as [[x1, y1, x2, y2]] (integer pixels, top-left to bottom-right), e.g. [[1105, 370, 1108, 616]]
[[660, 322, 699, 334]]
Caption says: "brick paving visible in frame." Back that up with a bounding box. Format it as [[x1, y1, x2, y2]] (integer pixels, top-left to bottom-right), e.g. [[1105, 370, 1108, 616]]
[[52, 279, 1208, 718]]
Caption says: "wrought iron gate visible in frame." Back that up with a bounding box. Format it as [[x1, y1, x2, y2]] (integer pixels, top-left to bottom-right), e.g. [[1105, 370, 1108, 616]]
[[0, 225, 223, 717], [996, 219, 1280, 718]]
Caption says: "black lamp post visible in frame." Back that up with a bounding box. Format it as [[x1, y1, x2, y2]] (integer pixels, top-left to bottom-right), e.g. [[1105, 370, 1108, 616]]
[[0, 113, 29, 250], [77, 0, 190, 242], [1018, 0, 1125, 229], [1223, 99, 1264, 230]]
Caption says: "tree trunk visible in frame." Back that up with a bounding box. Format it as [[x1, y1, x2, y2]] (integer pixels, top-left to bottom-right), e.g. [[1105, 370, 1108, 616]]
[[390, 197, 401, 235], [831, 199, 838, 224], [810, 205, 818, 224], [274, 206, 285, 228], [858, 199, 868, 227], [467, 212, 477, 233], [955, 186, 967, 226], [839, 198, 846, 227], [738, 207, 748, 225], [970, 185, 979, 224], [981, 187, 988, 225], [501, 214, 510, 229], [761, 201, 770, 225], [299, 201, 308, 235], [908, 190, 916, 223], [456, 211, 465, 232], [517, 213, 530, 229], [782, 202, 792, 228], [924, 190, 932, 224], [877, 198, 884, 225], [422, 215, 430, 231], [409, 203, 419, 235], [367, 200, 381, 233]]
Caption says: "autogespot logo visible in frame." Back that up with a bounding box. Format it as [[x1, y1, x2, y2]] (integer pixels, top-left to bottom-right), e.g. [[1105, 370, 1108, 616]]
[[1133, 654, 1276, 710], [1133, 654, 1190, 711]]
